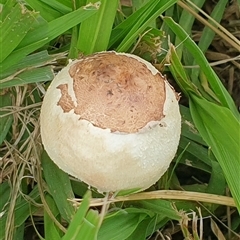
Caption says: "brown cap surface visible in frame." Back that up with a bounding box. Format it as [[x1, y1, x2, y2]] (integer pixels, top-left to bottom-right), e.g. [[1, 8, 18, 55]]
[[57, 52, 166, 133]]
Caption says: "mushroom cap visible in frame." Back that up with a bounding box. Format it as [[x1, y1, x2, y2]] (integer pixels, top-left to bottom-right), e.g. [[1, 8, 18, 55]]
[[40, 51, 181, 192]]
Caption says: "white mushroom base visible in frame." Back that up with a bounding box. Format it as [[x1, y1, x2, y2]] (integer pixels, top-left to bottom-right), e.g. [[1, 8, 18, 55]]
[[40, 79, 181, 192]]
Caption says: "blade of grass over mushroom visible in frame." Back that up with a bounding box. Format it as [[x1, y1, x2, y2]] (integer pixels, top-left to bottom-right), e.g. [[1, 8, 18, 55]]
[[163, 17, 239, 118], [77, 0, 118, 54], [115, 0, 178, 52], [63, 191, 100, 240], [41, 151, 75, 223], [0, 92, 13, 145]]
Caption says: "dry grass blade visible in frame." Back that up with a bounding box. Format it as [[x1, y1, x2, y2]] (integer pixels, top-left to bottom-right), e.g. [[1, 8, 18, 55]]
[[178, 0, 240, 51], [210, 218, 226, 240], [0, 85, 42, 239], [72, 190, 236, 208]]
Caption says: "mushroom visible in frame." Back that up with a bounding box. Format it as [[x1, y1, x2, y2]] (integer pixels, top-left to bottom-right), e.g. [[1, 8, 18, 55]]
[[40, 51, 181, 192]]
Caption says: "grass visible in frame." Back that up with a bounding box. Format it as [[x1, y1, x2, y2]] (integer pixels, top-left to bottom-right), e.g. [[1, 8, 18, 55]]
[[0, 0, 239, 239]]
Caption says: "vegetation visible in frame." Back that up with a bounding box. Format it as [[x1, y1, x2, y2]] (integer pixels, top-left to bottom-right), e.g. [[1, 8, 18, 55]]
[[0, 0, 239, 239]]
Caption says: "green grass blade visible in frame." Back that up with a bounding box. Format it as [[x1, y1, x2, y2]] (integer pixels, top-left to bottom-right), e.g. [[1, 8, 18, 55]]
[[180, 105, 206, 146], [44, 194, 62, 240], [109, 1, 155, 48], [0, 185, 41, 240], [0, 66, 54, 89], [189, 95, 240, 213], [136, 200, 181, 221], [41, 151, 75, 223], [78, 0, 118, 54], [109, 0, 176, 49], [0, 4, 99, 74], [191, 0, 228, 81], [206, 160, 226, 196], [115, 0, 178, 52], [63, 191, 100, 240], [0, 38, 49, 74], [130, 214, 169, 240], [163, 17, 239, 117], [0, 50, 60, 78], [13, 223, 24, 240], [14, 186, 41, 226], [174, 0, 204, 61], [197, 0, 228, 53], [0, 0, 16, 20], [0, 92, 13, 145], [24, 0, 63, 21], [55, 0, 72, 8], [75, 209, 100, 240], [69, 25, 79, 59], [0, 182, 11, 240], [0, 3, 38, 62], [37, 0, 71, 14], [18, 3, 99, 50], [98, 210, 148, 240], [62, 191, 90, 240], [166, 40, 240, 213], [178, 137, 212, 173], [166, 44, 200, 97], [0, 181, 11, 210]]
